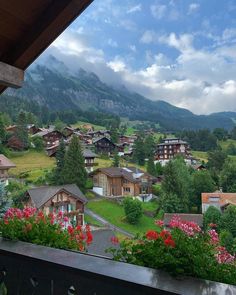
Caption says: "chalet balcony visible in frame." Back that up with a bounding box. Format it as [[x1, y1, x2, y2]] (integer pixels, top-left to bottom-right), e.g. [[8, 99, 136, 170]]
[[0, 238, 236, 295], [85, 162, 98, 167]]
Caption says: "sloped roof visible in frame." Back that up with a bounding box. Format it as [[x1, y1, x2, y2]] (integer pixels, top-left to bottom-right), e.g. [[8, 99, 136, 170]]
[[83, 149, 97, 158], [0, 154, 16, 169], [0, 0, 93, 94], [95, 167, 155, 183], [27, 184, 87, 208], [202, 192, 236, 206]]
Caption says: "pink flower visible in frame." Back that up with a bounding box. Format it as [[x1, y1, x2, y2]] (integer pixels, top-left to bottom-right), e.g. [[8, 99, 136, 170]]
[[169, 215, 201, 237], [216, 246, 235, 264], [208, 229, 219, 245], [63, 216, 69, 222], [155, 220, 164, 227]]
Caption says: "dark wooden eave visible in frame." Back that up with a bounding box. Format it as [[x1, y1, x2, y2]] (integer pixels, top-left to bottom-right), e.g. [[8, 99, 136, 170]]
[[0, 0, 93, 94]]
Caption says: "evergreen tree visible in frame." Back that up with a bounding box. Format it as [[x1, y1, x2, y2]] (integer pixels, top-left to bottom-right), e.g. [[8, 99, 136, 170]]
[[50, 139, 66, 184], [161, 157, 192, 212], [203, 206, 221, 229], [220, 159, 236, 192], [16, 111, 29, 149], [0, 114, 6, 143], [132, 135, 145, 166], [62, 136, 87, 191], [192, 170, 216, 212], [112, 151, 120, 167], [110, 127, 119, 143], [155, 162, 163, 176], [220, 205, 236, 238], [144, 135, 156, 158], [147, 156, 156, 176]]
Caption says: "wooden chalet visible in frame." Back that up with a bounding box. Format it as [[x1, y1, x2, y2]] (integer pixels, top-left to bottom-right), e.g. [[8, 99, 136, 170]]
[[33, 129, 65, 148], [92, 167, 156, 198], [93, 137, 116, 155], [0, 154, 16, 186], [26, 184, 87, 226]]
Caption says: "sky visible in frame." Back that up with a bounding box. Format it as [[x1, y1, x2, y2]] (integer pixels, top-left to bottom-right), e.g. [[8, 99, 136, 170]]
[[41, 0, 236, 115]]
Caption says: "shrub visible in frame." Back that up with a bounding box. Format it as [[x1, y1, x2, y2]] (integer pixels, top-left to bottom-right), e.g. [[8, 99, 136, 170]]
[[107, 216, 236, 285], [0, 208, 92, 251], [123, 197, 142, 224], [203, 206, 221, 229]]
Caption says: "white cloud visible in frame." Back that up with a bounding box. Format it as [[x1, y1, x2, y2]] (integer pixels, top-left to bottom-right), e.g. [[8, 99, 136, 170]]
[[140, 30, 158, 44], [150, 4, 166, 20], [127, 4, 142, 14], [107, 57, 126, 72], [188, 3, 200, 15], [107, 38, 118, 47]]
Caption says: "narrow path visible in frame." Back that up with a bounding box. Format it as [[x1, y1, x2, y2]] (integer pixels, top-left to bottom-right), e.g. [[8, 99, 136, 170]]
[[85, 208, 134, 238]]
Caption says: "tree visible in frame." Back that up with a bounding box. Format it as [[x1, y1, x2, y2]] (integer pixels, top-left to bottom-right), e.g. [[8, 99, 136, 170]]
[[54, 117, 66, 132], [160, 192, 183, 213], [213, 128, 228, 141], [220, 159, 236, 192], [15, 111, 29, 150], [220, 230, 234, 253], [0, 114, 6, 143], [203, 206, 221, 229], [192, 170, 216, 212], [110, 127, 119, 143], [230, 127, 236, 140], [62, 136, 87, 192], [31, 136, 44, 151], [161, 157, 192, 212], [144, 135, 156, 158], [147, 156, 156, 176], [220, 205, 236, 238], [207, 149, 228, 185], [132, 135, 145, 166], [226, 143, 236, 156], [155, 162, 163, 176], [112, 151, 120, 167], [123, 197, 142, 224], [0, 183, 12, 217]]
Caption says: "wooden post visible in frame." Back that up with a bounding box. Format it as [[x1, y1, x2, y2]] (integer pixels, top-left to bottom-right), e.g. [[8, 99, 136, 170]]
[[0, 61, 24, 88]]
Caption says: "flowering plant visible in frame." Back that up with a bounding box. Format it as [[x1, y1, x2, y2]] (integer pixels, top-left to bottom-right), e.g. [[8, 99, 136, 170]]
[[108, 215, 236, 285], [0, 207, 92, 251]]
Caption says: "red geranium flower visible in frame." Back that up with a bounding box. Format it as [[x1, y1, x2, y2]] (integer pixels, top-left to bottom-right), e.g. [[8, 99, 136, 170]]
[[146, 230, 159, 240]]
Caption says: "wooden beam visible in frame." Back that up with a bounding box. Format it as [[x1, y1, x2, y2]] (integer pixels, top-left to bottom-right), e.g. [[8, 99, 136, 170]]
[[0, 61, 24, 88]]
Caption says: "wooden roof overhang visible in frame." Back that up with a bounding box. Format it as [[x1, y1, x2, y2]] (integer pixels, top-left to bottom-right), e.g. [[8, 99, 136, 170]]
[[0, 0, 93, 93]]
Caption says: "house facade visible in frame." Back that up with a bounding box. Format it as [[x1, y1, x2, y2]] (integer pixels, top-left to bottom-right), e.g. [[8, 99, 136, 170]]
[[26, 184, 87, 226], [155, 138, 191, 165], [32, 129, 64, 148], [93, 137, 116, 155], [83, 149, 98, 173], [201, 191, 236, 213], [92, 167, 155, 198], [0, 154, 16, 186]]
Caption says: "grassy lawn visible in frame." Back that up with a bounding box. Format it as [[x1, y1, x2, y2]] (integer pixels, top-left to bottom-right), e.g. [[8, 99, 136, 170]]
[[95, 157, 147, 172], [84, 214, 103, 227], [191, 151, 208, 162], [72, 121, 105, 131], [219, 139, 236, 150], [8, 150, 55, 178], [87, 199, 159, 235]]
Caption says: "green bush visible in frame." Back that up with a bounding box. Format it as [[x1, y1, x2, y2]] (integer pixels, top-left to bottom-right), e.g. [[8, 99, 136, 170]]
[[123, 197, 143, 224]]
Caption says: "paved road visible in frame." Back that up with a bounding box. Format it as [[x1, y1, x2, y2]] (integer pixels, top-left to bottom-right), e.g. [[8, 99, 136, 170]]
[[85, 208, 134, 238]]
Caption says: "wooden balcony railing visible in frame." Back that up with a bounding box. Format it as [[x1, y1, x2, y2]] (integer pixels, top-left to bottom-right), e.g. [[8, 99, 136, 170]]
[[0, 238, 236, 294]]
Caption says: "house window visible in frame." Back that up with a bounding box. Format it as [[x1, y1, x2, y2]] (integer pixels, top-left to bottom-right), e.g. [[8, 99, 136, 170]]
[[124, 187, 131, 192], [209, 196, 220, 202]]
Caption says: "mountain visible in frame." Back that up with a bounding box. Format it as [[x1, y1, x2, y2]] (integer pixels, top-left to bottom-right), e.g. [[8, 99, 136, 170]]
[[5, 56, 236, 131]]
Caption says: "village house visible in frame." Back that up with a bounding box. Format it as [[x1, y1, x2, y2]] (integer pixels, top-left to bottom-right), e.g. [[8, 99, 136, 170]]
[[93, 136, 116, 155], [25, 184, 87, 226], [202, 191, 236, 213], [0, 154, 16, 186], [118, 135, 137, 146], [92, 167, 156, 200], [155, 138, 191, 165], [32, 129, 65, 147], [83, 149, 98, 172], [87, 130, 110, 139]]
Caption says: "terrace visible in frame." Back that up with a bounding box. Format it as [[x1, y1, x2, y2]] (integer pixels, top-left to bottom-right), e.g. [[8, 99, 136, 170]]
[[1, 238, 236, 294]]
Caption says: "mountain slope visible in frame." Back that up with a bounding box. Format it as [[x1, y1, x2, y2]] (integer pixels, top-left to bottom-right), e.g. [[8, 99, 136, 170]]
[[5, 58, 236, 131]]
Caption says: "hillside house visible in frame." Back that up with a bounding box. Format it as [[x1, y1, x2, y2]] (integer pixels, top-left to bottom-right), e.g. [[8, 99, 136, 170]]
[[93, 136, 116, 155], [155, 138, 191, 165], [25, 184, 87, 226], [0, 154, 16, 186], [92, 167, 156, 199], [202, 191, 236, 213], [83, 149, 98, 172], [119, 135, 137, 145], [32, 129, 65, 147]]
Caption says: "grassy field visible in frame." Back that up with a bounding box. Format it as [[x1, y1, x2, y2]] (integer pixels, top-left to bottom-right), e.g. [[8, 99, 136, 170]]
[[87, 199, 159, 235], [95, 157, 147, 171], [219, 139, 236, 150], [84, 214, 103, 227], [191, 151, 208, 162], [72, 121, 105, 131], [8, 150, 55, 178]]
